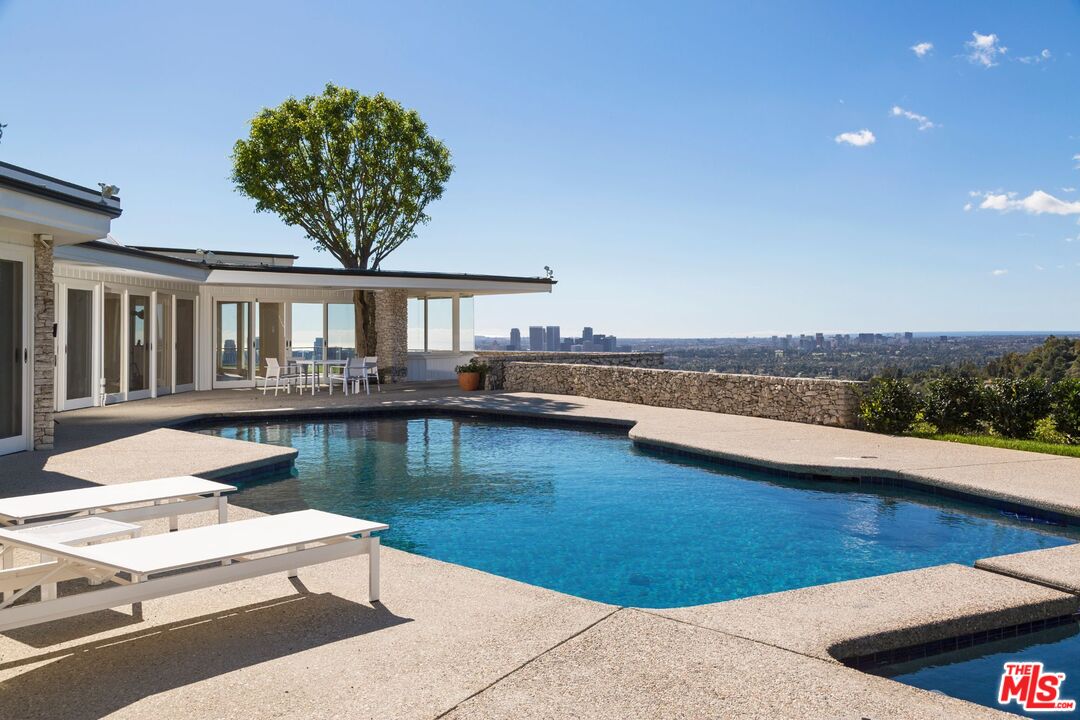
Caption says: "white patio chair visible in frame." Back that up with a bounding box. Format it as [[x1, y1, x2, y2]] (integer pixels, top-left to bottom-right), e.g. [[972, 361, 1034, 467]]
[[329, 357, 367, 396], [362, 356, 381, 394], [256, 358, 299, 395], [0, 509, 387, 631]]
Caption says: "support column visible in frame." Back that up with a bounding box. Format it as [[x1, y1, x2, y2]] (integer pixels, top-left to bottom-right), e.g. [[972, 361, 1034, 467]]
[[374, 289, 407, 382], [33, 235, 55, 450]]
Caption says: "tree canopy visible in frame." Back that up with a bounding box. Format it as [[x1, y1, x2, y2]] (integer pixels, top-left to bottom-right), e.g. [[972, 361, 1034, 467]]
[[232, 84, 453, 271]]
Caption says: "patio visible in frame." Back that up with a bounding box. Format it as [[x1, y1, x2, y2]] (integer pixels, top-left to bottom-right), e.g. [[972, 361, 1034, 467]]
[[1, 387, 1078, 718]]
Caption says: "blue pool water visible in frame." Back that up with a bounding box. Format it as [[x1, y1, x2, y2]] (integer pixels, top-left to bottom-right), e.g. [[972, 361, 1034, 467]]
[[203, 415, 1080, 607], [880, 622, 1080, 717]]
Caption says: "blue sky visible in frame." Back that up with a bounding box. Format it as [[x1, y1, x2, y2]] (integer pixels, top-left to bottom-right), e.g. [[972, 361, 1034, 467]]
[[2, 1, 1079, 337]]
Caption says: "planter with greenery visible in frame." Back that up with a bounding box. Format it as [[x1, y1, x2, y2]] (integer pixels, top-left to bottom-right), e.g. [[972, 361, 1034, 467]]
[[454, 360, 488, 391]]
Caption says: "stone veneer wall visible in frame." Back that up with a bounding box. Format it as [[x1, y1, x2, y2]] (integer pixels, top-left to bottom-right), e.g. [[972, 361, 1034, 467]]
[[375, 289, 408, 382], [476, 351, 664, 391], [33, 236, 55, 449], [503, 362, 866, 428]]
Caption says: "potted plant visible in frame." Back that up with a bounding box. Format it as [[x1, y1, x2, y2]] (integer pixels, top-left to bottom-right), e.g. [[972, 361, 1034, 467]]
[[455, 359, 487, 391]]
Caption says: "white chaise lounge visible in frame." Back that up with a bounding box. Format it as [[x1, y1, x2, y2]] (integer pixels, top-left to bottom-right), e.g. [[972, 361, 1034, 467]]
[[0, 509, 387, 632], [0, 476, 236, 530]]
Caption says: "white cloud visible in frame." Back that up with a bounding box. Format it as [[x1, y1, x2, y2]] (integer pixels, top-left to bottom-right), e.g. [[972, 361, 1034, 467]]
[[966, 32, 1006, 67], [1062, 187, 1077, 193], [834, 129, 875, 147], [1018, 49, 1052, 64], [991, 269, 1009, 276], [1035, 264, 1045, 271], [911, 42, 934, 58], [963, 202, 974, 211], [1073, 154, 1080, 169], [975, 189, 1080, 216], [890, 105, 936, 131]]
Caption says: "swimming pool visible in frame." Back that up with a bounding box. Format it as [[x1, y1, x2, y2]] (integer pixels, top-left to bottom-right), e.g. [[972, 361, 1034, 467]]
[[203, 415, 1080, 607], [878, 620, 1080, 717]]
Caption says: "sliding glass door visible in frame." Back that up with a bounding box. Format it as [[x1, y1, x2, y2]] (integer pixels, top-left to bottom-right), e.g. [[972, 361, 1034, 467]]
[[215, 301, 251, 385], [60, 284, 98, 410], [0, 246, 30, 455], [128, 294, 152, 400], [176, 298, 195, 392], [255, 302, 286, 376], [155, 293, 173, 396]]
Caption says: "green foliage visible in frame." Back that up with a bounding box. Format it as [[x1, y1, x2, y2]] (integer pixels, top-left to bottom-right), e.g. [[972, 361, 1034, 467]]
[[910, 431, 1080, 459], [921, 374, 985, 434], [232, 84, 453, 269], [1032, 417, 1069, 445], [983, 377, 1052, 439], [1051, 377, 1080, 440], [986, 336, 1080, 384], [859, 377, 920, 434], [455, 359, 488, 375]]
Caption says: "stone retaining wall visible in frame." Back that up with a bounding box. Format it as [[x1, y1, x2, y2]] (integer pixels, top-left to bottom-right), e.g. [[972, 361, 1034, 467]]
[[503, 362, 865, 428], [476, 351, 664, 391]]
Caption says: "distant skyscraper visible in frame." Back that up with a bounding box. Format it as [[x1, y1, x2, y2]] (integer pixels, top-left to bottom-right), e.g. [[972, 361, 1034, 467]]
[[529, 326, 545, 351], [509, 327, 521, 350], [582, 327, 593, 343], [546, 325, 561, 351]]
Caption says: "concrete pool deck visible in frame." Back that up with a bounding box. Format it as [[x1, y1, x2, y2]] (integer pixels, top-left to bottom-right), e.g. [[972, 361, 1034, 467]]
[[1, 387, 1078, 718]]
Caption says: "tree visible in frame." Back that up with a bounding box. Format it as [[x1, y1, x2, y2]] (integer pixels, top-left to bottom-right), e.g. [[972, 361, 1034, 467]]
[[232, 84, 453, 360]]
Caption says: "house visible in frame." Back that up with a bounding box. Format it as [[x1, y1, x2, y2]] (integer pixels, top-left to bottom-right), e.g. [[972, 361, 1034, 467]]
[[0, 161, 553, 456]]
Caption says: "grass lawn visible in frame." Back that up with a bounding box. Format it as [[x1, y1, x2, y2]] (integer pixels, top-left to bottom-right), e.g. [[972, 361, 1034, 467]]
[[911, 432, 1080, 459]]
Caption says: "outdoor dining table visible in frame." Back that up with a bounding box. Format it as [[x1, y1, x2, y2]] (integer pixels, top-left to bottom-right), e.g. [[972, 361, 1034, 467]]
[[289, 359, 348, 395]]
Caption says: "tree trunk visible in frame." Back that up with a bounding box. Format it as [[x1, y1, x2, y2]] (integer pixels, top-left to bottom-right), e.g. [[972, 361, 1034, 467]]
[[354, 289, 378, 357]]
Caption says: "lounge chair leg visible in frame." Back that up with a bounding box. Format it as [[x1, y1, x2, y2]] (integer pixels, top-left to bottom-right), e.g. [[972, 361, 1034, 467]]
[[1, 546, 10, 602], [131, 573, 145, 618], [287, 544, 304, 578], [368, 535, 380, 602], [39, 553, 57, 601]]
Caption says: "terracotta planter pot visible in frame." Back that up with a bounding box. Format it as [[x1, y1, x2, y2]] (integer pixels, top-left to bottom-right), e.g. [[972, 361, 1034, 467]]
[[457, 372, 481, 391]]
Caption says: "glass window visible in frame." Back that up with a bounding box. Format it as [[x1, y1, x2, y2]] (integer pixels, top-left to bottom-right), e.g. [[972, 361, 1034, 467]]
[[176, 299, 195, 386], [427, 298, 453, 351], [327, 303, 356, 360], [216, 301, 250, 382], [104, 292, 122, 394], [155, 294, 172, 394], [129, 294, 151, 391], [0, 260, 23, 439], [66, 288, 94, 400], [290, 303, 323, 361], [459, 296, 475, 352], [407, 297, 425, 351]]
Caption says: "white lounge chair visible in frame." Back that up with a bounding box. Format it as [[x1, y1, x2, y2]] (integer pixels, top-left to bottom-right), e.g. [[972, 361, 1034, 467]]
[[0, 476, 235, 531], [0, 509, 387, 632], [0, 477, 235, 602]]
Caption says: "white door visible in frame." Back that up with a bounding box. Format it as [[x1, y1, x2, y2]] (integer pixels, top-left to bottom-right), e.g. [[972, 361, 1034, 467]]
[[0, 244, 32, 455], [58, 282, 99, 410]]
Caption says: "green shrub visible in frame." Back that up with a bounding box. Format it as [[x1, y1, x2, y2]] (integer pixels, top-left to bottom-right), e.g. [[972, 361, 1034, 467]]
[[984, 377, 1052, 439], [1051, 378, 1080, 440], [860, 377, 920, 434], [1032, 417, 1069, 445], [921, 374, 986, 434], [454, 359, 488, 375]]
